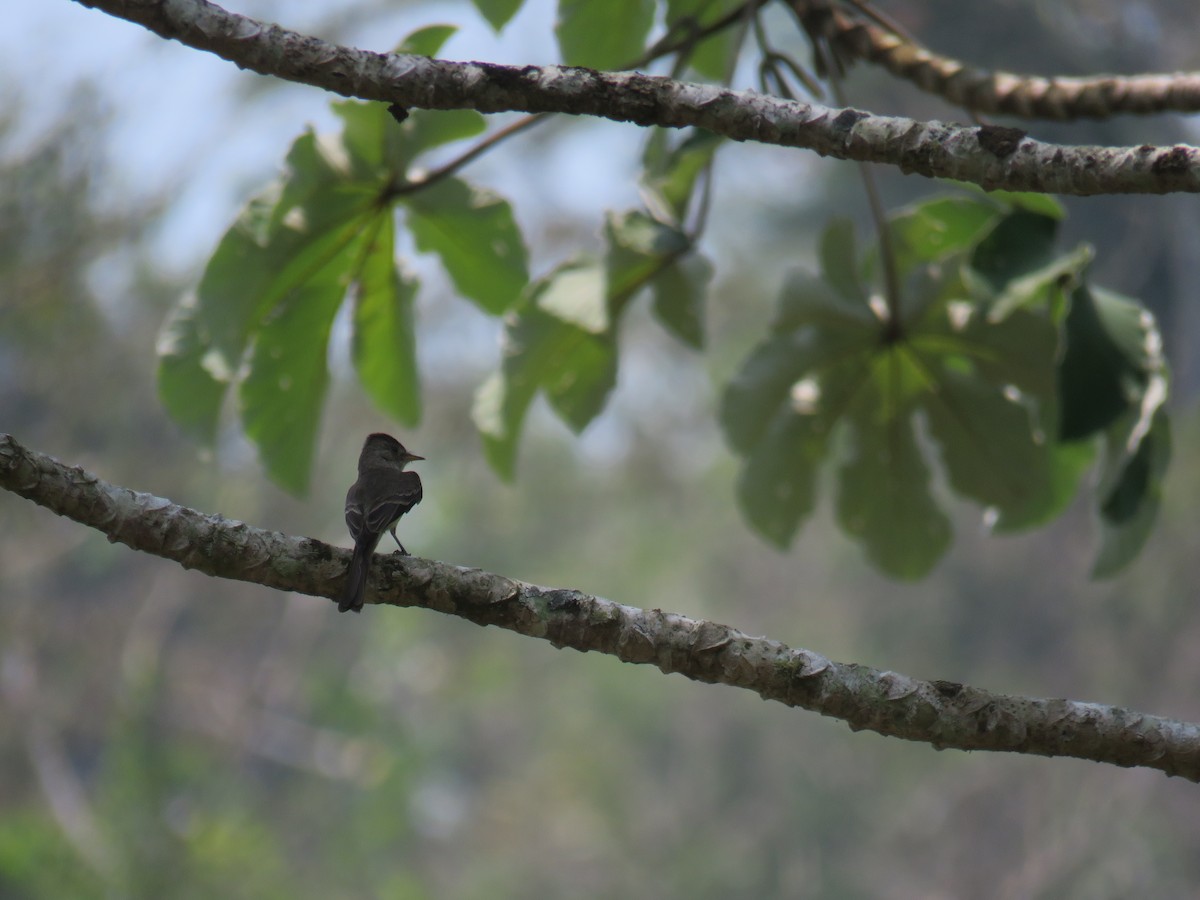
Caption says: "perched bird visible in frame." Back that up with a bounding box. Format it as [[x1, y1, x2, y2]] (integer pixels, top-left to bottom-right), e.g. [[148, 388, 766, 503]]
[[340, 433, 423, 613]]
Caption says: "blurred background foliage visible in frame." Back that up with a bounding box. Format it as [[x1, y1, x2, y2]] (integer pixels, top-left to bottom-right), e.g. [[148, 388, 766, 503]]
[[4, 0, 1200, 896]]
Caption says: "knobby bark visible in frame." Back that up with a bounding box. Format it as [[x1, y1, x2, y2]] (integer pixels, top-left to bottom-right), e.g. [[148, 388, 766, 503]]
[[4, 432, 1200, 781], [72, 0, 1200, 195], [790, 0, 1200, 121]]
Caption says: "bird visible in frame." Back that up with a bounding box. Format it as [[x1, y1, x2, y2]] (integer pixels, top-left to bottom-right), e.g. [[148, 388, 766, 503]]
[[339, 433, 423, 613]]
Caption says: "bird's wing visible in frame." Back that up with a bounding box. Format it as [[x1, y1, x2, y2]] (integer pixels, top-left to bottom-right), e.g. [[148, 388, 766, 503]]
[[362, 470, 423, 534], [344, 493, 366, 542]]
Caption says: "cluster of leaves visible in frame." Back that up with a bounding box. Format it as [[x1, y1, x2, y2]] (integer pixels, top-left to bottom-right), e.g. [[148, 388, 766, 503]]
[[156, 8, 1170, 579], [721, 192, 1169, 577], [157, 22, 719, 493]]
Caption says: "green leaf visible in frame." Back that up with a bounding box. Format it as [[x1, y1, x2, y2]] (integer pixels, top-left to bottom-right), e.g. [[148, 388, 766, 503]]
[[968, 209, 1059, 295], [605, 210, 690, 314], [724, 193, 1169, 578], [665, 0, 746, 80], [395, 24, 458, 57], [330, 101, 389, 176], [472, 369, 537, 480], [836, 402, 952, 579], [158, 129, 379, 451], [239, 223, 370, 494], [523, 262, 617, 430], [471, 0, 524, 31], [1059, 284, 1162, 441], [888, 195, 1003, 275], [920, 366, 1057, 531], [556, 0, 655, 69], [641, 129, 722, 225], [651, 255, 711, 349], [539, 325, 616, 431], [982, 190, 1066, 220], [395, 110, 489, 163], [723, 277, 878, 545], [985, 243, 1092, 321], [1093, 407, 1170, 578], [912, 302, 1058, 406], [771, 268, 875, 334], [156, 295, 227, 444], [820, 218, 866, 305], [472, 260, 620, 476], [404, 176, 528, 315], [721, 328, 865, 456], [533, 257, 609, 333], [736, 411, 825, 549], [188, 186, 283, 379], [351, 214, 421, 425]]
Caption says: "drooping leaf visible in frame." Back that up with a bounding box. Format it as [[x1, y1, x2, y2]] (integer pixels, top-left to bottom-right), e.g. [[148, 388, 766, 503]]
[[330, 101, 390, 176], [888, 195, 1003, 276], [1059, 283, 1159, 441], [836, 394, 952, 579], [640, 129, 722, 225], [651, 255, 711, 349], [404, 176, 528, 315], [395, 24, 458, 57], [395, 110, 489, 164], [158, 129, 380, 455], [981, 189, 1066, 220], [820, 218, 866, 305], [472, 259, 618, 475], [534, 258, 609, 333], [968, 209, 1059, 296], [351, 214, 421, 426], [1093, 406, 1170, 578], [920, 366, 1057, 531], [722, 273, 878, 544], [736, 410, 826, 549], [605, 210, 711, 348], [239, 221, 372, 494], [156, 295, 227, 445], [723, 192, 1170, 578], [556, 0, 655, 69], [605, 210, 690, 311], [472, 364, 539, 480], [721, 321, 869, 456], [664, 0, 746, 80], [471, 0, 525, 31]]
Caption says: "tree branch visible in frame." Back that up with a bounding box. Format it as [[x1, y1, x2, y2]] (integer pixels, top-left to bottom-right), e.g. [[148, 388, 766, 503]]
[[5, 432, 1200, 781], [72, 0, 1200, 196], [791, 0, 1200, 121]]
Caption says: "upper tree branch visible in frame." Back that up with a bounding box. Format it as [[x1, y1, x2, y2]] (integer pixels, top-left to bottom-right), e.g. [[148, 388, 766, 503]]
[[4, 431, 1200, 782], [73, 0, 1200, 196], [792, 0, 1200, 121]]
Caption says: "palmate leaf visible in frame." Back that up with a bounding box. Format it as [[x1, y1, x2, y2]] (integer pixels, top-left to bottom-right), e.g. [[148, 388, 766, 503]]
[[471, 0, 525, 31], [405, 177, 528, 316], [240, 223, 370, 494], [723, 194, 1170, 578], [159, 22, 534, 493], [473, 210, 711, 476], [640, 129, 722, 226], [556, 0, 655, 69], [663, 0, 746, 80], [157, 127, 380, 469], [351, 214, 420, 426], [836, 391, 952, 579], [472, 259, 614, 478]]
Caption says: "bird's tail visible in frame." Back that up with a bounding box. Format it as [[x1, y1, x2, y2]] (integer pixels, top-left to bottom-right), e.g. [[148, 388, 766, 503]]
[[339, 538, 374, 613]]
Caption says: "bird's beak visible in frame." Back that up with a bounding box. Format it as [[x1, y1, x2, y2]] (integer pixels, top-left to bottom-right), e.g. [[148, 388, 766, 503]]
[[404, 452, 424, 462]]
